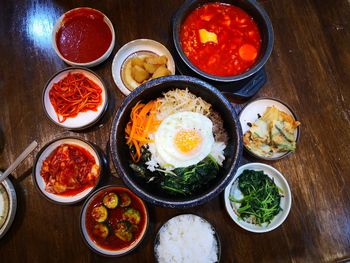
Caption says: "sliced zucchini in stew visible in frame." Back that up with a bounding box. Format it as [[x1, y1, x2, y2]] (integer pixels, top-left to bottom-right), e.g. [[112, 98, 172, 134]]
[[114, 221, 133, 242], [123, 208, 141, 224], [93, 223, 109, 239], [120, 192, 131, 207], [103, 192, 119, 209], [91, 205, 108, 223], [129, 224, 138, 233]]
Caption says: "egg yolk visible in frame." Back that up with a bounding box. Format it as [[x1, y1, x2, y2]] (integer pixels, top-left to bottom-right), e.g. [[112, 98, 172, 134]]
[[174, 129, 202, 153]]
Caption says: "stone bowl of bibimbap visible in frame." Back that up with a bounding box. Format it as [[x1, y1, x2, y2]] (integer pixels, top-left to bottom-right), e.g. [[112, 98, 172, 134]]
[[110, 75, 242, 208]]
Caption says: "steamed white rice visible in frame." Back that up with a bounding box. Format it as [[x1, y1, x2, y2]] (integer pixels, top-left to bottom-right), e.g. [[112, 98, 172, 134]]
[[155, 214, 218, 263]]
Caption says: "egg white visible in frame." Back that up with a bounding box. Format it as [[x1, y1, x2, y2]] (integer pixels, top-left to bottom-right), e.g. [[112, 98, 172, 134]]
[[154, 111, 214, 168]]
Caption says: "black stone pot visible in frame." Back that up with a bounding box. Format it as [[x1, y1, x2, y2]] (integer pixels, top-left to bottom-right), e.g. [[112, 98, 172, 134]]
[[172, 0, 274, 97], [110, 75, 242, 208]]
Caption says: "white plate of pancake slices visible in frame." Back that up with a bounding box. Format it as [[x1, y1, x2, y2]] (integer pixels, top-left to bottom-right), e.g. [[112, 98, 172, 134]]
[[239, 97, 301, 160]]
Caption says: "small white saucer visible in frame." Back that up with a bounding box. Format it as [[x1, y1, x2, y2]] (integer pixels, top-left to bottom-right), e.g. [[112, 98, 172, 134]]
[[111, 39, 176, 96]]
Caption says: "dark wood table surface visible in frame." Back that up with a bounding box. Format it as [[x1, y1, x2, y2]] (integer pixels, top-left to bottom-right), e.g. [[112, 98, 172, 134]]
[[1, 0, 349, 262]]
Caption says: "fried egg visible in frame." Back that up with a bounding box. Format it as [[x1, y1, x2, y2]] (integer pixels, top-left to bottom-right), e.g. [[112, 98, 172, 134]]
[[154, 111, 214, 168]]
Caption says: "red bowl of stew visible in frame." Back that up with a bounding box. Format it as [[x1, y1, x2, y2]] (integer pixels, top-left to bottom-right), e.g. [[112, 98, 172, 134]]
[[52, 7, 115, 67], [172, 0, 273, 82], [80, 185, 148, 256]]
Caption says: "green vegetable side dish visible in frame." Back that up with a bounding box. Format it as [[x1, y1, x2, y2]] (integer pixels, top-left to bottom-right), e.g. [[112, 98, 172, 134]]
[[93, 223, 109, 239], [160, 155, 219, 195], [91, 205, 108, 223], [130, 147, 220, 195], [120, 192, 132, 207], [114, 221, 133, 242], [123, 208, 141, 225], [229, 169, 283, 226], [103, 192, 119, 209]]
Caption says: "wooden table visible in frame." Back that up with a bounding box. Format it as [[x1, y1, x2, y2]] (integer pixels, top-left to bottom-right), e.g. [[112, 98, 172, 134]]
[[0, 0, 349, 262]]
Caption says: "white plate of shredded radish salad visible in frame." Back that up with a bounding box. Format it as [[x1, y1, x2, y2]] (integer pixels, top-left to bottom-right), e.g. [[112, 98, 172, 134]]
[[125, 88, 229, 195], [154, 214, 220, 263]]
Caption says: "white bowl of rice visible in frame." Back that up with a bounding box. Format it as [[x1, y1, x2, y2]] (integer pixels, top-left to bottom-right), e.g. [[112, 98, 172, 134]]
[[154, 214, 220, 263]]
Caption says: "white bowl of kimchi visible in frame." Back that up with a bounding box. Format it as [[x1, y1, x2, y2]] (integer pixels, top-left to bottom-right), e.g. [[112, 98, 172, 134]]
[[33, 137, 103, 204], [42, 67, 108, 130]]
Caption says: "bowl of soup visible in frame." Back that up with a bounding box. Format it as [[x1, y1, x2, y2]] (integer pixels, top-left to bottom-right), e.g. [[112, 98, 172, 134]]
[[80, 185, 148, 256], [172, 0, 274, 82]]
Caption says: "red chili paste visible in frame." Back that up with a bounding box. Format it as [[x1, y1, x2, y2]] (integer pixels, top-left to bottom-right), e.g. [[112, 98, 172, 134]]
[[180, 2, 262, 76], [56, 8, 112, 63]]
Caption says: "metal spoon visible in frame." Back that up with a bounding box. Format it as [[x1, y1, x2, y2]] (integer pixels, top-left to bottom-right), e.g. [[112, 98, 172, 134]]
[[0, 140, 38, 183]]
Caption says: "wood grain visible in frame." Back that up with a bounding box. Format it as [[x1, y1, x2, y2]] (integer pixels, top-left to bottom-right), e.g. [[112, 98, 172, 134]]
[[0, 0, 349, 262]]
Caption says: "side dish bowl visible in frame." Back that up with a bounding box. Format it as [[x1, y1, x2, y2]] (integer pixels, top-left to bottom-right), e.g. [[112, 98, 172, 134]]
[[42, 67, 108, 130], [52, 7, 115, 67], [172, 0, 274, 83], [154, 214, 221, 263], [112, 39, 176, 96], [33, 137, 103, 205], [80, 185, 149, 257], [110, 75, 243, 208], [0, 176, 17, 239], [239, 97, 301, 160], [224, 162, 292, 233]]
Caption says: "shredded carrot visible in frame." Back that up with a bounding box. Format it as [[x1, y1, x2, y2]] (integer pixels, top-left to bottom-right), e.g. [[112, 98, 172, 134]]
[[125, 100, 161, 162], [49, 72, 103, 123]]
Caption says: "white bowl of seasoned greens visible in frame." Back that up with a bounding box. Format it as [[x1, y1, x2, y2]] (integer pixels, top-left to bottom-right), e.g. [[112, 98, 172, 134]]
[[224, 163, 291, 233]]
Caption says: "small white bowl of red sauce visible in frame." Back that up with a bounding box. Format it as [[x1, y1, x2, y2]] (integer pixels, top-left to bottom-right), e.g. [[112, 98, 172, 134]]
[[42, 67, 108, 130], [52, 7, 115, 67], [172, 1, 274, 83], [80, 185, 148, 256], [33, 137, 103, 205]]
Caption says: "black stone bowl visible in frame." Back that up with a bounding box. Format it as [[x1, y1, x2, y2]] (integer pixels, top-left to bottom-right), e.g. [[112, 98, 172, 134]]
[[172, 0, 274, 83], [110, 75, 242, 208]]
